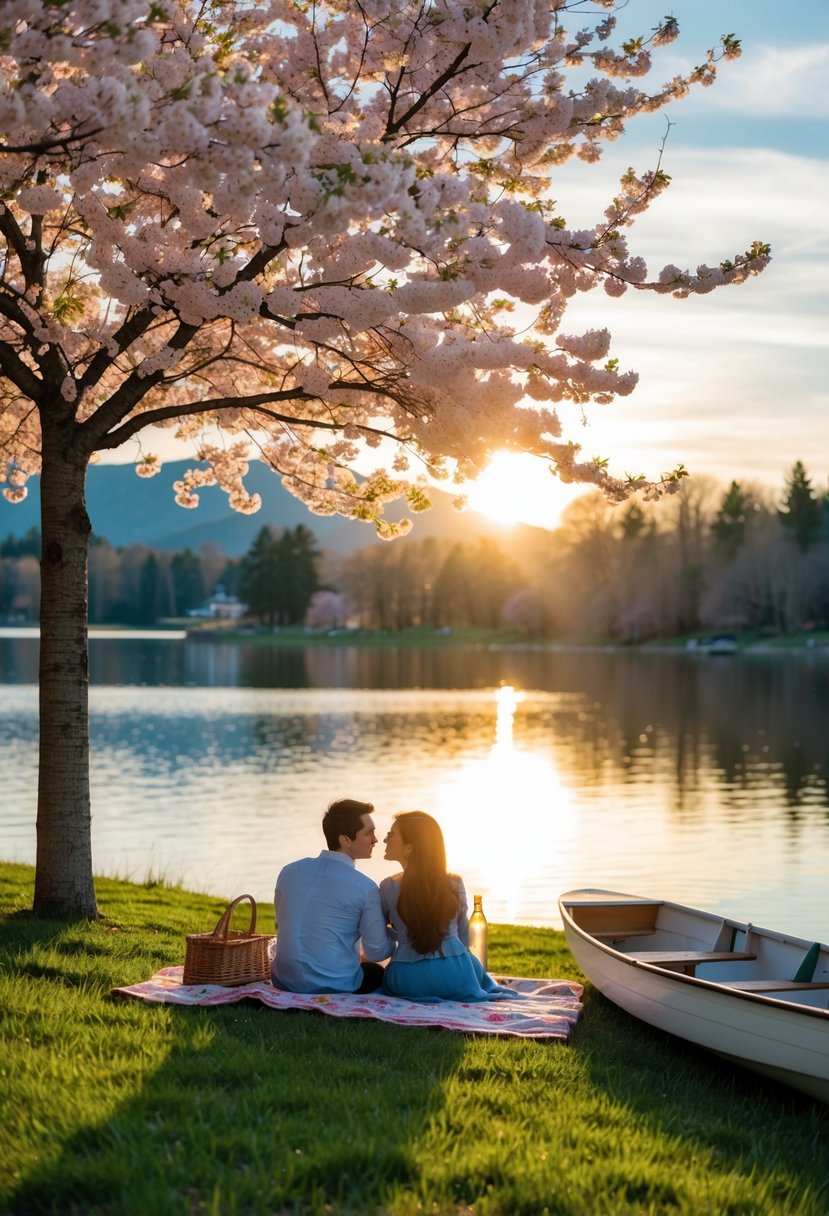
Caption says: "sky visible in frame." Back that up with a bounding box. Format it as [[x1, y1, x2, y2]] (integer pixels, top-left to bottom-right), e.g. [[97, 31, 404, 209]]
[[496, 0, 829, 523], [107, 1, 829, 530]]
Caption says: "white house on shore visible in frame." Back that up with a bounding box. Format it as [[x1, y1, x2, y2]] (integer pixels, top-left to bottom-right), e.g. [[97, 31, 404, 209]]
[[187, 585, 247, 621]]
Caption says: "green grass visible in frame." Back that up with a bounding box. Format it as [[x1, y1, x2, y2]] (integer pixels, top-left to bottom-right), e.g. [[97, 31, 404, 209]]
[[187, 624, 526, 649], [182, 623, 829, 654], [2, 861, 828, 1216]]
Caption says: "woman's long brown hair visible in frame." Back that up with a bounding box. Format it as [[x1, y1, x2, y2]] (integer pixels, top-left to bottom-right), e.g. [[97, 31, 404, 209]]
[[395, 811, 460, 954]]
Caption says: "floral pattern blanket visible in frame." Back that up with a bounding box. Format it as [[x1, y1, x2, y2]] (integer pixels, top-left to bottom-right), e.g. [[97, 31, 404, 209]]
[[112, 967, 583, 1040]]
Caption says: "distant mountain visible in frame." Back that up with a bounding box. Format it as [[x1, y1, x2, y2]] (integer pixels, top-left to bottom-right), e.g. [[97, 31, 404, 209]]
[[0, 459, 550, 557]]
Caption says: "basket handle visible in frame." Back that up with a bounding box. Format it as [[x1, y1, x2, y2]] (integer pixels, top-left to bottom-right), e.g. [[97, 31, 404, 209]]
[[212, 894, 257, 941]]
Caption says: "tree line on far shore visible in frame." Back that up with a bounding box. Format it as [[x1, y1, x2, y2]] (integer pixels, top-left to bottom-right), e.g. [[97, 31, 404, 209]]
[[3, 461, 829, 639]]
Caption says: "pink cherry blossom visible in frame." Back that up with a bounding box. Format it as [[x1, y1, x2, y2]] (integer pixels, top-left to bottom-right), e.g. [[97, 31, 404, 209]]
[[0, 0, 769, 526]]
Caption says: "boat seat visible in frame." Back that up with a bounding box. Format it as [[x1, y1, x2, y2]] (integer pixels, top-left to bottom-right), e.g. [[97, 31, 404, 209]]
[[723, 980, 829, 992], [627, 950, 757, 976]]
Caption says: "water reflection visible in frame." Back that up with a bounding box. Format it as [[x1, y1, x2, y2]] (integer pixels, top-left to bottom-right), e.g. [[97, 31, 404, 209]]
[[2, 636, 829, 937], [437, 686, 578, 925]]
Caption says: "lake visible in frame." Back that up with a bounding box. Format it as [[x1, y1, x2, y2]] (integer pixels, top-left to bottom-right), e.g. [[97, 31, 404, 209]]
[[2, 630, 829, 941]]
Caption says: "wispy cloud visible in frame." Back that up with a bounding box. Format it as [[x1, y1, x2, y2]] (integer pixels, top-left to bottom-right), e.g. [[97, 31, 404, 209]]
[[702, 44, 829, 118], [555, 145, 828, 264], [549, 135, 829, 490]]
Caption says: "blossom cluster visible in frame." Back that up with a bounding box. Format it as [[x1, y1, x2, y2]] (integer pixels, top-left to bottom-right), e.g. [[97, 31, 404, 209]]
[[0, 0, 770, 527]]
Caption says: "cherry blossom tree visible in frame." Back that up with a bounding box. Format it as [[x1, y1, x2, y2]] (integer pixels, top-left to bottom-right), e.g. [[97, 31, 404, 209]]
[[305, 590, 349, 632], [501, 587, 548, 636], [0, 0, 770, 916]]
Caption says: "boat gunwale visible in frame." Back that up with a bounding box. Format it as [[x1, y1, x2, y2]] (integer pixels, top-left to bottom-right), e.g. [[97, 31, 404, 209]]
[[559, 890, 829, 1021]]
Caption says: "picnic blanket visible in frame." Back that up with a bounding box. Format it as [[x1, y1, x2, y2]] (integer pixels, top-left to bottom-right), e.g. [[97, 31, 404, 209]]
[[112, 967, 583, 1040]]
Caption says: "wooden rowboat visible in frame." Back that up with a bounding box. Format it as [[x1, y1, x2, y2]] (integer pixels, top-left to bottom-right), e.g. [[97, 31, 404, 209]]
[[559, 888, 829, 1104]]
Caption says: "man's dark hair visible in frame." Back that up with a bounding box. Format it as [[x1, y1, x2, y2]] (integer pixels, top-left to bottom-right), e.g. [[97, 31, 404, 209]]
[[323, 799, 374, 851]]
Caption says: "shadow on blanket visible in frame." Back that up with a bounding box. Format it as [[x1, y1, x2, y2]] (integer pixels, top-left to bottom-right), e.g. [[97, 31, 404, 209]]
[[112, 967, 583, 1040]]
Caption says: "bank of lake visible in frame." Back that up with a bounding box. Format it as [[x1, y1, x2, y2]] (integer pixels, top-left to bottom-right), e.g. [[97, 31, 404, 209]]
[[181, 622, 829, 655], [4, 620, 829, 655], [2, 861, 828, 1216]]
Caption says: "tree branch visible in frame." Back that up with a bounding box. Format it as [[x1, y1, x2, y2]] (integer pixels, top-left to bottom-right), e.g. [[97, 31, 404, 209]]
[[77, 317, 204, 451], [93, 382, 413, 453], [0, 124, 104, 156], [384, 43, 474, 140], [78, 237, 287, 395], [77, 307, 159, 394], [0, 209, 31, 272], [0, 395, 39, 456], [0, 337, 45, 401], [0, 288, 38, 336], [382, 0, 502, 140]]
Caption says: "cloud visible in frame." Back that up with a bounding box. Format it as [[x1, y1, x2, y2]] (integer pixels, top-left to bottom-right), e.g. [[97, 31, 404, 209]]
[[702, 44, 829, 118], [547, 136, 829, 490], [554, 144, 829, 263]]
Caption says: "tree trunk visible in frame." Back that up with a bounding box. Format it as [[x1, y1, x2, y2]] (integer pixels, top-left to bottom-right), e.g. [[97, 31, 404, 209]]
[[33, 418, 97, 918]]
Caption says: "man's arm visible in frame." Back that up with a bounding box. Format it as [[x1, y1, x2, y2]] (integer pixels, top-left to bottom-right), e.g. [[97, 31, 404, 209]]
[[359, 886, 394, 961], [274, 867, 286, 925]]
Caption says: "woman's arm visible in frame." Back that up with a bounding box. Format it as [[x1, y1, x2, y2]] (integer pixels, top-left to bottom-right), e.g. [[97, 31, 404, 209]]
[[454, 877, 469, 946]]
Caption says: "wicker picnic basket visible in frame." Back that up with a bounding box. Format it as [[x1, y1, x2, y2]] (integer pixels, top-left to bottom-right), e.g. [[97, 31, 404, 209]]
[[183, 894, 272, 986]]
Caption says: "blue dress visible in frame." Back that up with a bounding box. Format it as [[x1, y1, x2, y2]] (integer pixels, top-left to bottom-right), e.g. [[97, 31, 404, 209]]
[[379, 874, 513, 1003]]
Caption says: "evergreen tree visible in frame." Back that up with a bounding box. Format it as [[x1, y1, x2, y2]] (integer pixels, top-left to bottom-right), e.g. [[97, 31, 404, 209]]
[[274, 525, 322, 625], [137, 553, 161, 624], [216, 558, 242, 598], [239, 527, 280, 625], [0, 526, 41, 559], [619, 502, 653, 541], [712, 481, 755, 559], [779, 462, 822, 551], [432, 544, 472, 628], [170, 549, 205, 616], [237, 524, 321, 625]]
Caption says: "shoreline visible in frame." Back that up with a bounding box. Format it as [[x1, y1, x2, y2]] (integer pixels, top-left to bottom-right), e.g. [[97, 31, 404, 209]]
[[3, 621, 829, 655]]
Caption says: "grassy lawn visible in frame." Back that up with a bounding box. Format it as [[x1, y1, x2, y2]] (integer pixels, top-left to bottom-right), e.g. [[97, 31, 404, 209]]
[[183, 624, 528, 649], [2, 861, 828, 1216], [180, 623, 829, 654]]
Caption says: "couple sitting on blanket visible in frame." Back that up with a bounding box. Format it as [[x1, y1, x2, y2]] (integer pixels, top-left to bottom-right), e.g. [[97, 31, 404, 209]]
[[272, 798, 512, 1003]]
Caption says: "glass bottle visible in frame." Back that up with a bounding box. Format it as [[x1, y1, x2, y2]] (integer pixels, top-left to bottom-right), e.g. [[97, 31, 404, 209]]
[[468, 894, 488, 971]]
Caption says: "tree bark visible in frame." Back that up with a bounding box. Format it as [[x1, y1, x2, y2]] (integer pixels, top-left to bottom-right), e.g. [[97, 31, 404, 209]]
[[32, 413, 97, 918]]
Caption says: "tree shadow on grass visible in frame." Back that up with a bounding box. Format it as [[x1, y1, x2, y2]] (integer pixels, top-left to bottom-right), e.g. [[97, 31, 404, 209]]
[[8, 996, 466, 1216], [569, 986, 829, 1213], [0, 881, 464, 1215], [10, 891, 828, 1215]]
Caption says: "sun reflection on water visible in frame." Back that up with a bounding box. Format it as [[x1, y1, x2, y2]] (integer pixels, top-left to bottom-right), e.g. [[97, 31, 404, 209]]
[[436, 685, 577, 924]]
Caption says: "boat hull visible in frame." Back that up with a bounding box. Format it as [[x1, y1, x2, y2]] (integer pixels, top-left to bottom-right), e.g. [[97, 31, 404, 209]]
[[560, 889, 829, 1105]]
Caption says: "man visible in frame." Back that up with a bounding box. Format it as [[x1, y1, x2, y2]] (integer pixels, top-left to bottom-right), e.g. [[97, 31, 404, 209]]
[[272, 798, 393, 993]]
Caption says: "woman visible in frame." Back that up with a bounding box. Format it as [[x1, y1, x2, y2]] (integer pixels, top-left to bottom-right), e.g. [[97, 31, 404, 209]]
[[380, 811, 513, 1002]]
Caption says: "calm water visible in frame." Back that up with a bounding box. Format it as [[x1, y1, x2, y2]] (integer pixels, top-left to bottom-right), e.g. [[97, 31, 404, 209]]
[[2, 631, 829, 940]]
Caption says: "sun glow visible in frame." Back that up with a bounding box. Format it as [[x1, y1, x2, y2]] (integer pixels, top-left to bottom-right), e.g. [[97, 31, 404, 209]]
[[464, 452, 588, 530], [437, 685, 578, 923]]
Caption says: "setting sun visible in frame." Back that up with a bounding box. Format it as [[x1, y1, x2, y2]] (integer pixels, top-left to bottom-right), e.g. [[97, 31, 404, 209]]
[[464, 451, 589, 531]]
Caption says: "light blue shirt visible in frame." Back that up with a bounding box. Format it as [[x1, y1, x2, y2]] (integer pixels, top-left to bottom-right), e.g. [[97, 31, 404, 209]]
[[273, 851, 394, 993]]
